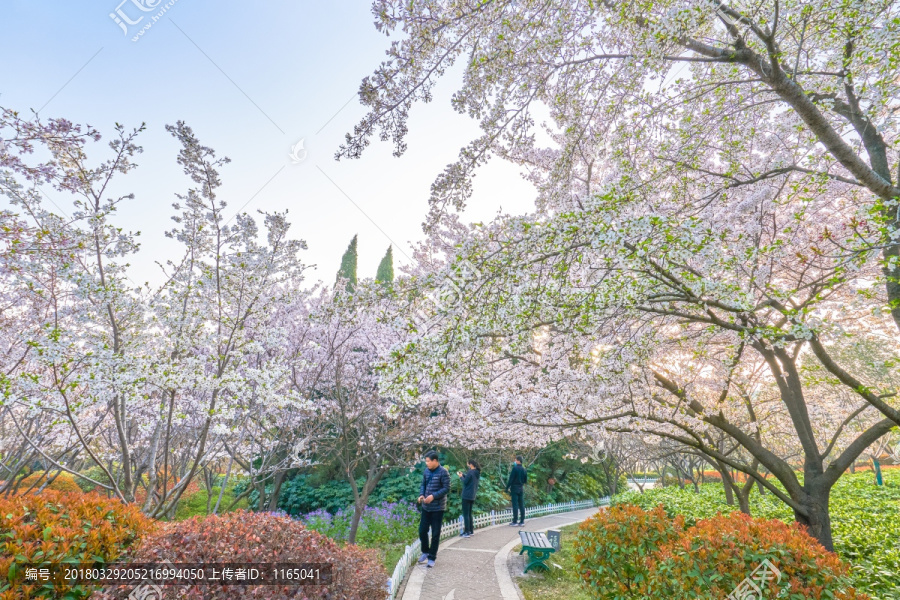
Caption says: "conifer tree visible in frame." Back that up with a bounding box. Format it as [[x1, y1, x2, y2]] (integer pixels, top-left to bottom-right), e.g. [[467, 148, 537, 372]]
[[336, 235, 358, 292], [375, 245, 394, 285]]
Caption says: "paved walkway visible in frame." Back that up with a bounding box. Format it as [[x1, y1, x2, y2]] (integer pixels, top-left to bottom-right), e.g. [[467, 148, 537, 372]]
[[401, 507, 600, 600]]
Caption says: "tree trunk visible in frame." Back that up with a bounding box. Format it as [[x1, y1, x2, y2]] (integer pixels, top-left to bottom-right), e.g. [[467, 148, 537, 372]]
[[267, 471, 286, 511], [255, 482, 266, 511], [348, 499, 367, 544], [345, 465, 387, 544], [738, 462, 757, 516], [736, 480, 752, 515], [795, 484, 833, 552], [722, 477, 735, 506]]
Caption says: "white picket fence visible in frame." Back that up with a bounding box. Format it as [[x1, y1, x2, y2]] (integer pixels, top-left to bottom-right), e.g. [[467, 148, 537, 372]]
[[385, 497, 610, 599], [627, 477, 659, 484]]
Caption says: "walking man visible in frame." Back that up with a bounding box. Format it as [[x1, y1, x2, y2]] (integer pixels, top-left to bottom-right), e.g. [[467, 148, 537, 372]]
[[506, 455, 528, 527], [417, 450, 450, 568], [457, 459, 481, 537]]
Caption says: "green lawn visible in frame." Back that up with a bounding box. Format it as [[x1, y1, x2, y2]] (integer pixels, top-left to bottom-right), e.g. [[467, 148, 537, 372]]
[[516, 523, 593, 600], [369, 542, 407, 573], [174, 484, 250, 520]]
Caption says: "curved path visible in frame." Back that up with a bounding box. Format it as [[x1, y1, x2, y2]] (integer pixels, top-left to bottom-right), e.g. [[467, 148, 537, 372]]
[[401, 507, 600, 600]]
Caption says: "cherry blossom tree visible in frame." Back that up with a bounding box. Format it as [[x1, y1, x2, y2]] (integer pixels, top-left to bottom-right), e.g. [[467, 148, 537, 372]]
[[0, 111, 311, 517], [342, 0, 900, 328], [144, 122, 310, 518], [286, 284, 442, 543], [341, 0, 900, 551], [378, 184, 899, 550]]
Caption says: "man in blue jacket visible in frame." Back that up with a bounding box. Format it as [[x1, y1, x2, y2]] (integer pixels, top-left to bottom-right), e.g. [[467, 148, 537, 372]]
[[417, 450, 450, 568], [506, 455, 528, 526]]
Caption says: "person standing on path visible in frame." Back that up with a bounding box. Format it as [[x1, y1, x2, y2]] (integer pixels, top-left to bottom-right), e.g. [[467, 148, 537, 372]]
[[506, 455, 528, 527], [457, 459, 481, 537], [417, 450, 450, 568]]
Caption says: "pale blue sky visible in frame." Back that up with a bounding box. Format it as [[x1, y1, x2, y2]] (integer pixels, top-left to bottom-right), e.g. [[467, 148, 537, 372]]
[[0, 0, 535, 285]]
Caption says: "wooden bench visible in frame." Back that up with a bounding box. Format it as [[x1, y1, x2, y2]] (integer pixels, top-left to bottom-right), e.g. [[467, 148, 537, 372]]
[[518, 531, 556, 573]]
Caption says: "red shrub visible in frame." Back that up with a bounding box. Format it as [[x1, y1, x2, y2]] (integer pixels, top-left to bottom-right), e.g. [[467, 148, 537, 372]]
[[94, 510, 386, 599]]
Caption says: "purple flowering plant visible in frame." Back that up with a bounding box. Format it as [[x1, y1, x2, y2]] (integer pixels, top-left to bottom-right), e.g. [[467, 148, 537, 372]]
[[292, 501, 418, 545]]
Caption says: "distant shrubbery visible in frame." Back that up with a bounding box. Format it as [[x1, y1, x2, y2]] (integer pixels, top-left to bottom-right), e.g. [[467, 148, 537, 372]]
[[12, 471, 82, 494], [266, 442, 611, 522]]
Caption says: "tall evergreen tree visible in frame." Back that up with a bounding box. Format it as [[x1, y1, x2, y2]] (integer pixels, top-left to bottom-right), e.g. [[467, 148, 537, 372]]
[[336, 235, 358, 292], [375, 245, 394, 285]]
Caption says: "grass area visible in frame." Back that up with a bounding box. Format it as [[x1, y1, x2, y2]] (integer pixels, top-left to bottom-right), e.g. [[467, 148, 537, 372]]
[[516, 523, 593, 600], [174, 484, 250, 520], [365, 541, 407, 573]]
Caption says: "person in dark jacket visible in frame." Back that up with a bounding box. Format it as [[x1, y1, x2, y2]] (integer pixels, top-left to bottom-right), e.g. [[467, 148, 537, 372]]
[[417, 450, 450, 567], [457, 459, 481, 537], [506, 455, 528, 526]]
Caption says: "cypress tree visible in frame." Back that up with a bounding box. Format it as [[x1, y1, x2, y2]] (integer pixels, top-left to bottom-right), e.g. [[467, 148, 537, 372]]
[[375, 245, 394, 285], [336, 235, 358, 292]]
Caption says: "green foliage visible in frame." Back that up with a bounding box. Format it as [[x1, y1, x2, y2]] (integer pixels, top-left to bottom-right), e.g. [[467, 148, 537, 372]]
[[335, 234, 358, 292], [520, 440, 613, 502], [74, 466, 111, 492], [616, 471, 900, 600], [375, 245, 394, 284], [270, 442, 611, 523], [272, 465, 507, 520]]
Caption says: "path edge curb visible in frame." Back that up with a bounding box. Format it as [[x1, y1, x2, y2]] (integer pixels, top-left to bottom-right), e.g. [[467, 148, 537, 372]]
[[496, 510, 603, 600]]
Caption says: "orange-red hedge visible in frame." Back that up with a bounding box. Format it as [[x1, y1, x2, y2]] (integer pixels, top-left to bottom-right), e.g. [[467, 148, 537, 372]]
[[0, 490, 155, 600], [574, 505, 866, 600], [573, 503, 685, 598], [648, 512, 866, 600]]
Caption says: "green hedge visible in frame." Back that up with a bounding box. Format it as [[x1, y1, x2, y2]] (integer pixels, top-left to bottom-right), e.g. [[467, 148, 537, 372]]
[[257, 442, 612, 521]]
